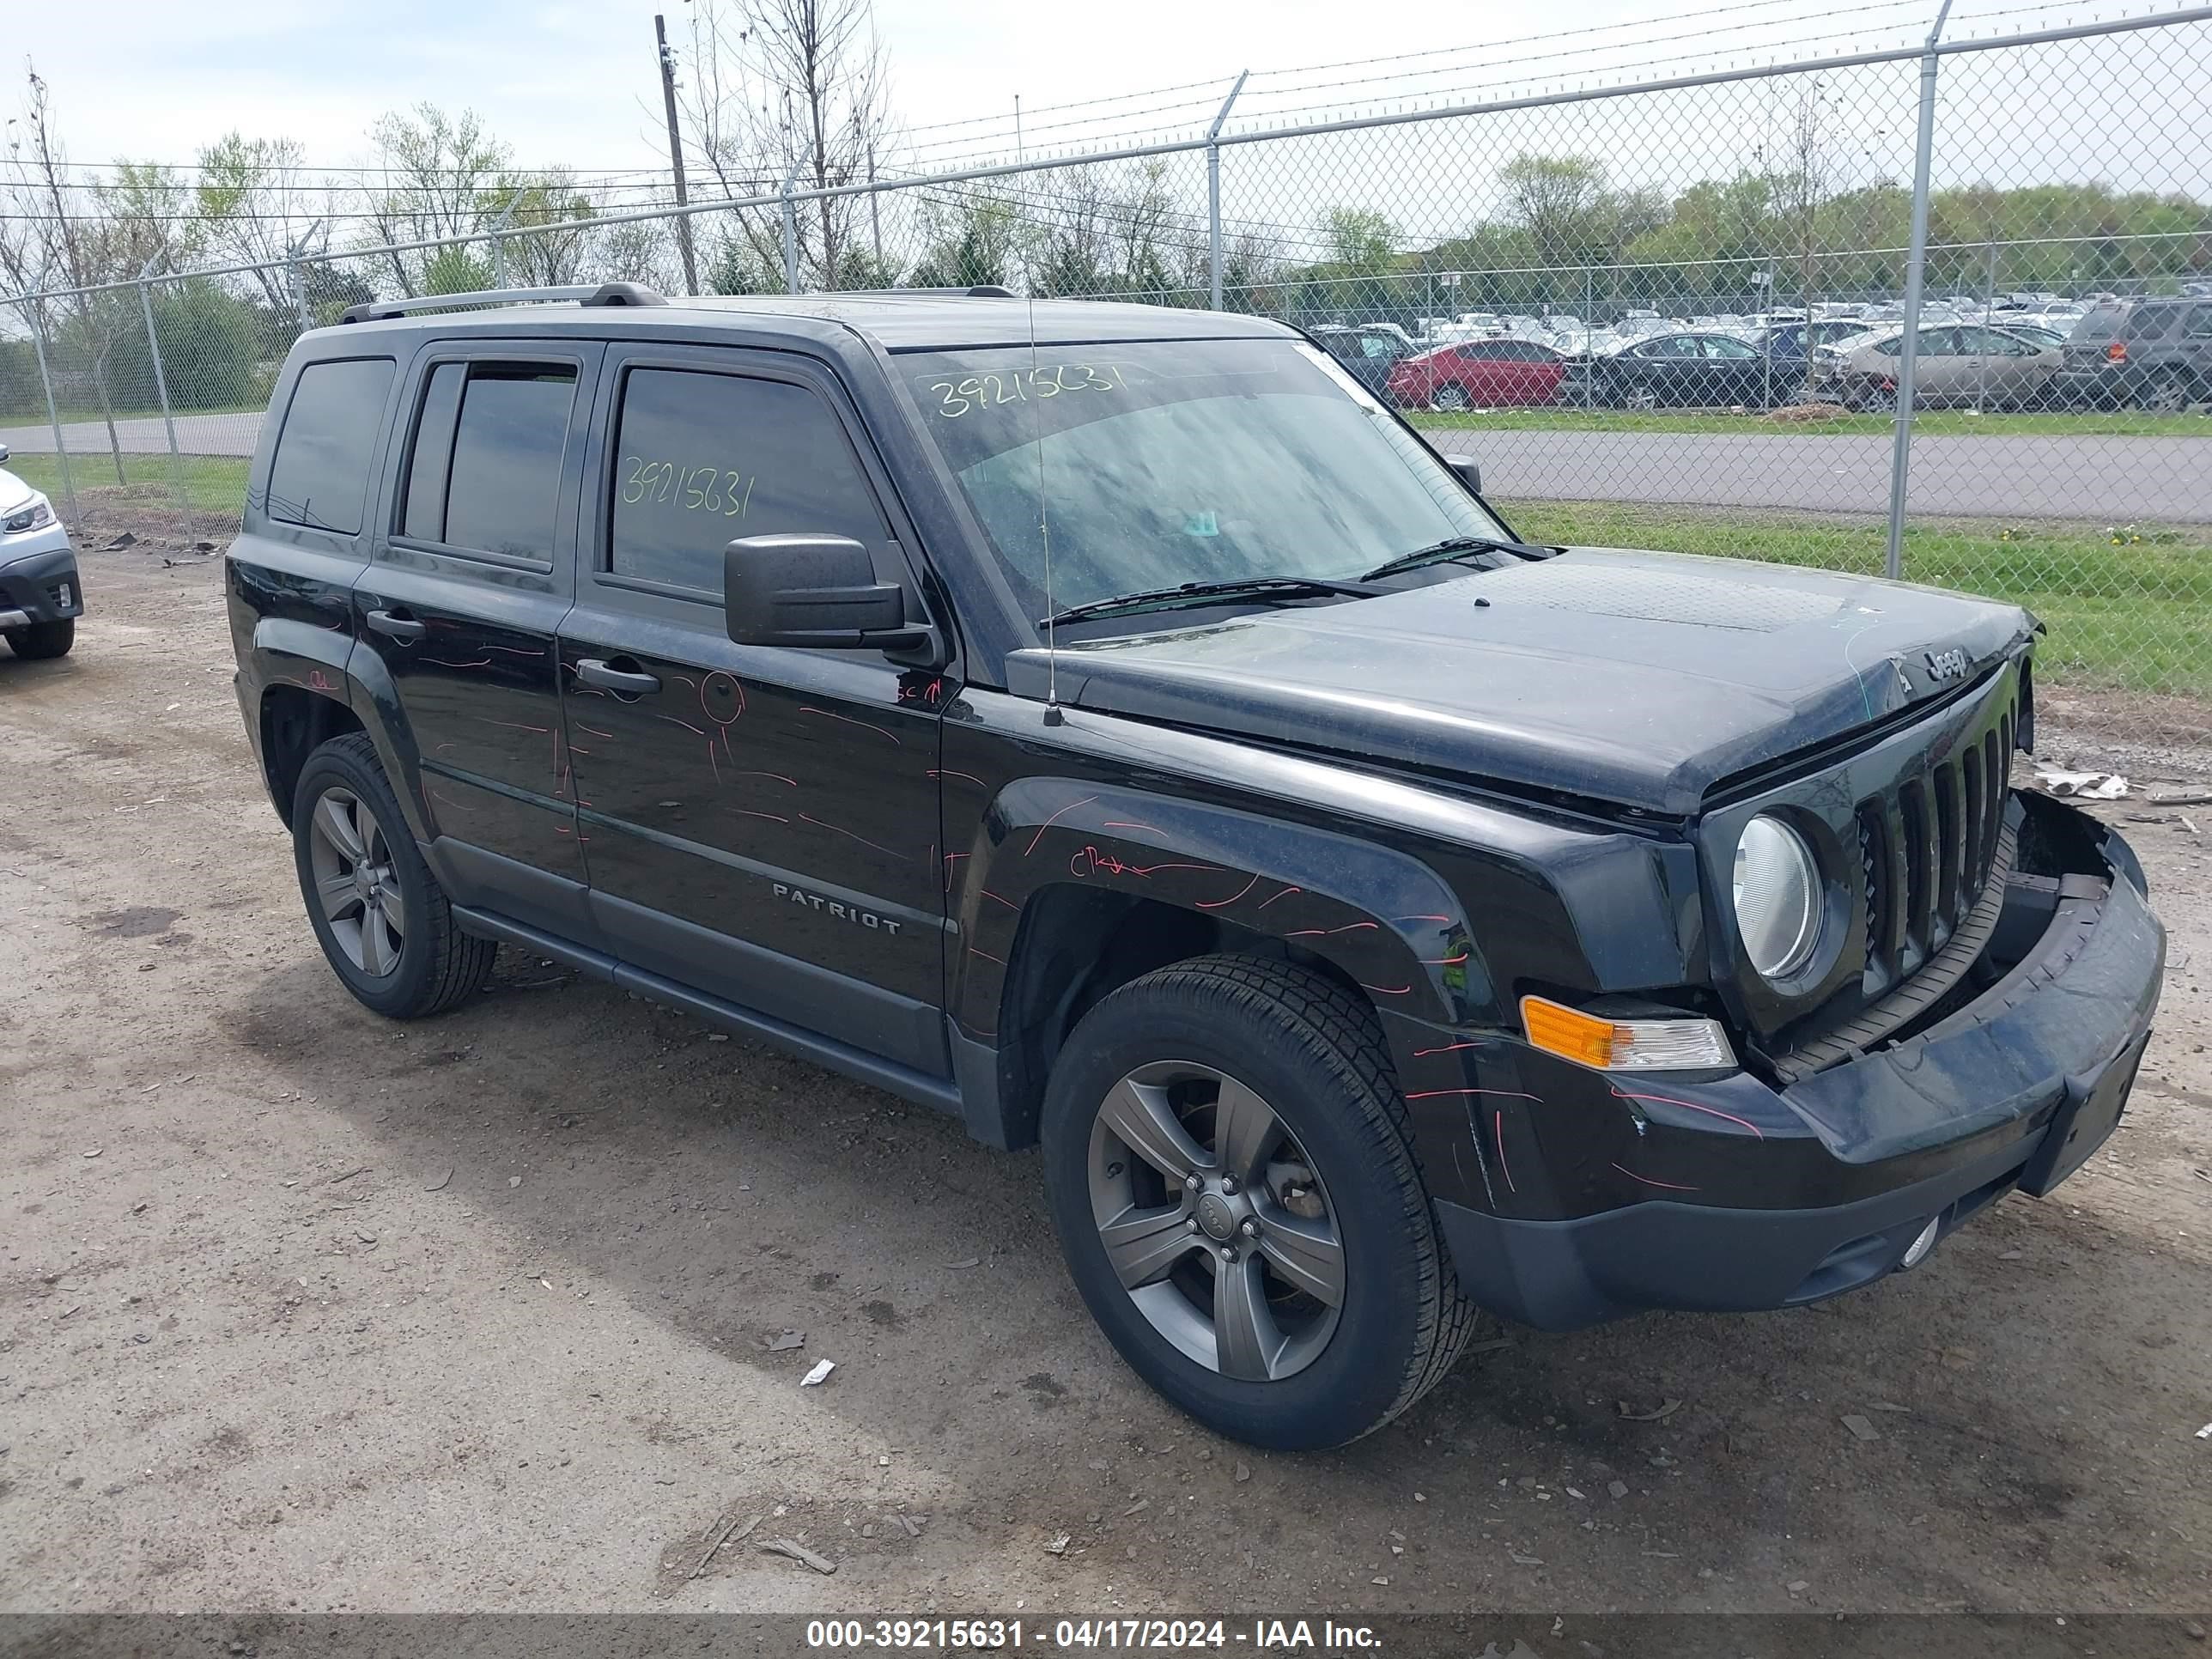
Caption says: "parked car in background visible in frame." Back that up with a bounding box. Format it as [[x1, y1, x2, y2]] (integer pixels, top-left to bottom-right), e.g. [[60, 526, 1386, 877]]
[[1386, 337, 1566, 409], [1810, 325, 2060, 410], [0, 442, 82, 660], [1571, 330, 1784, 409], [1755, 319, 1881, 387], [1311, 324, 1412, 395], [2054, 298, 2212, 411]]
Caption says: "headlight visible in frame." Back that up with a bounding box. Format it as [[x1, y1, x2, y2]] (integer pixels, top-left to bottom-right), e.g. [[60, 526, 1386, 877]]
[[3, 495, 54, 534], [1734, 814, 1822, 981]]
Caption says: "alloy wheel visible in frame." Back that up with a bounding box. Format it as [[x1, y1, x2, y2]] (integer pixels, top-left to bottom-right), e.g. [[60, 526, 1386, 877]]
[[307, 786, 406, 976], [1086, 1060, 1346, 1382]]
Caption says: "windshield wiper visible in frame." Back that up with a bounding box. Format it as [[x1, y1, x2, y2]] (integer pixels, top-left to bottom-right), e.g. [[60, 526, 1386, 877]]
[[1359, 535, 1556, 582], [1036, 576, 1377, 630]]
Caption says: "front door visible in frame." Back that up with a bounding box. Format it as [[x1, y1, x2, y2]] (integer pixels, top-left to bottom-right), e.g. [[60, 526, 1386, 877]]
[[556, 343, 950, 1076], [356, 342, 603, 938]]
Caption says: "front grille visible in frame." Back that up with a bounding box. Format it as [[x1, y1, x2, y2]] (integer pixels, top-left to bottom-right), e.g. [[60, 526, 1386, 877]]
[[1856, 693, 2016, 993]]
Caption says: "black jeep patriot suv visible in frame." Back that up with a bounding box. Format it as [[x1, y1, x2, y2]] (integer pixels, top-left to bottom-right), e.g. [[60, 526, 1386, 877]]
[[228, 283, 2164, 1450]]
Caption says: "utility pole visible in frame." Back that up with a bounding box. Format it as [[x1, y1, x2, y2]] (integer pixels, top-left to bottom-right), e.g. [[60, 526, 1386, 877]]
[[656, 14, 701, 295]]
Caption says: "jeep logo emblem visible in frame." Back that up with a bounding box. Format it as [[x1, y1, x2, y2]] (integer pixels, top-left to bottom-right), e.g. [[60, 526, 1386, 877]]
[[1923, 647, 1970, 683]]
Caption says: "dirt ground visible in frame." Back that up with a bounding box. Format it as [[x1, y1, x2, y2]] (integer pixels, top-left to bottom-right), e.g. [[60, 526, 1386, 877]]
[[3, 545, 2209, 1621]]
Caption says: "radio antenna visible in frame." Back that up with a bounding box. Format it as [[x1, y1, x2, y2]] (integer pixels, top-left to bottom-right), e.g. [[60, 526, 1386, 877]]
[[1018, 221, 1061, 722]]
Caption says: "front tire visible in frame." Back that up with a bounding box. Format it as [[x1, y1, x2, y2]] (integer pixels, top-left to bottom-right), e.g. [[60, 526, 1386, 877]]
[[4, 618, 75, 659], [292, 732, 496, 1018], [1041, 956, 1474, 1450], [1431, 383, 1471, 412]]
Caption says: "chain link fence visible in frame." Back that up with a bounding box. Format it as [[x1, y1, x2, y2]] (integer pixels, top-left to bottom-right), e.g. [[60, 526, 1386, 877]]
[[3, 9, 2207, 721]]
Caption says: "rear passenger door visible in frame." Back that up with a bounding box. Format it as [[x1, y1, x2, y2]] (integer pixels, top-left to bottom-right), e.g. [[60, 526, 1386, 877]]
[[356, 341, 604, 941], [557, 344, 949, 1077]]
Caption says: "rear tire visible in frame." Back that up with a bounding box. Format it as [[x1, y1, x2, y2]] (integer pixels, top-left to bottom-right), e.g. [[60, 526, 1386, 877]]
[[1040, 955, 1475, 1450], [2140, 372, 2191, 414], [1431, 384, 1470, 412], [4, 618, 75, 659], [292, 732, 496, 1018]]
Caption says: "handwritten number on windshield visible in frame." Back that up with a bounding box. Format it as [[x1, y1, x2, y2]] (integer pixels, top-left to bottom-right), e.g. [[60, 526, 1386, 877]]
[[928, 362, 1127, 418]]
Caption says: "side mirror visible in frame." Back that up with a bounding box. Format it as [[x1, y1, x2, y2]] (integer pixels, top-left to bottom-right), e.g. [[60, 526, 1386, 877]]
[[1445, 454, 1481, 495], [0, 443, 10, 465], [724, 533, 927, 650]]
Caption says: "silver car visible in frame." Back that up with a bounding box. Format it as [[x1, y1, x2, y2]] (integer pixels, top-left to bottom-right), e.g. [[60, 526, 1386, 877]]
[[1811, 324, 2061, 411]]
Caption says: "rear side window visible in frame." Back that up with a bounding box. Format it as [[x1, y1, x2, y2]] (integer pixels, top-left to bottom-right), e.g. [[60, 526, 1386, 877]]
[[398, 362, 577, 561], [608, 368, 884, 595], [2124, 304, 2181, 341], [266, 357, 395, 535]]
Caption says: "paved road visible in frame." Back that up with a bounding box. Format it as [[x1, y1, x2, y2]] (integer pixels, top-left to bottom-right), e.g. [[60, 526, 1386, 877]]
[[7, 410, 2208, 521]]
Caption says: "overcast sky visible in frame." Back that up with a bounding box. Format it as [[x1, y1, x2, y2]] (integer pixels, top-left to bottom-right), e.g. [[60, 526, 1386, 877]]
[[4, 0, 2050, 176], [6, 0, 2202, 238]]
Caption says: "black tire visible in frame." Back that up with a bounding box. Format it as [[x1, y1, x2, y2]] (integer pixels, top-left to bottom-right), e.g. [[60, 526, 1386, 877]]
[[4, 618, 75, 659], [291, 732, 496, 1018], [1040, 955, 1475, 1450], [2139, 372, 2192, 414], [1431, 383, 1470, 412]]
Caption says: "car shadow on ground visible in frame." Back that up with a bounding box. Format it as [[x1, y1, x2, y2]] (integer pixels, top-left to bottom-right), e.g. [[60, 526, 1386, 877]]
[[224, 951, 2205, 1609]]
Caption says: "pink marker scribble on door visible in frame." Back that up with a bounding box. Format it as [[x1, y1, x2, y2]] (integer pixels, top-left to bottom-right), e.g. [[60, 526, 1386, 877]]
[[484, 644, 544, 659], [927, 769, 987, 787], [1257, 884, 1303, 910], [658, 714, 708, 738], [800, 706, 900, 745], [1412, 1039, 1487, 1057], [701, 672, 745, 726], [1285, 921, 1379, 938], [1100, 819, 1164, 836], [731, 770, 798, 787], [574, 722, 615, 740], [967, 945, 1006, 967], [422, 656, 492, 670]]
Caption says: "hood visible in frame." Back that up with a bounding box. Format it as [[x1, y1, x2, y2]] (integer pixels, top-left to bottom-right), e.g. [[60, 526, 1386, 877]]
[[0, 468, 33, 516], [1007, 547, 2035, 817]]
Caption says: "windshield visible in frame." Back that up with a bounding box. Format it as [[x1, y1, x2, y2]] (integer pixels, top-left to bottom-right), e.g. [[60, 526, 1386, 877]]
[[902, 338, 1508, 626]]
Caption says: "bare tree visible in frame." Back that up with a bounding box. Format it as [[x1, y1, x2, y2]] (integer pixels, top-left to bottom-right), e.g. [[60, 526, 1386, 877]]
[[675, 0, 898, 289], [358, 104, 511, 296], [196, 133, 322, 310], [1, 63, 130, 477]]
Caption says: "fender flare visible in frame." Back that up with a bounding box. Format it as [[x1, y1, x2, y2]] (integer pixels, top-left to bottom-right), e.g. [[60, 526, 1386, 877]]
[[950, 777, 1490, 1042], [252, 617, 428, 842]]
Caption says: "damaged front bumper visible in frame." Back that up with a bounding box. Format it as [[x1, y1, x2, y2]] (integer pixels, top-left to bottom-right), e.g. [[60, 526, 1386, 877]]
[[1434, 791, 2164, 1331]]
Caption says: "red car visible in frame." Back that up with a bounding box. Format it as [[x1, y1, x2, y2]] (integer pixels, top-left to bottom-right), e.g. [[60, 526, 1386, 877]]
[[1386, 338, 1567, 409]]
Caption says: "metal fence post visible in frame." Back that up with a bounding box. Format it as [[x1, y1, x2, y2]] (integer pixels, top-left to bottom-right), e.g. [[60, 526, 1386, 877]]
[[490, 193, 520, 292], [1206, 70, 1250, 313], [781, 163, 802, 295], [25, 304, 79, 526], [136, 258, 194, 544], [1884, 0, 1955, 580], [287, 222, 324, 333]]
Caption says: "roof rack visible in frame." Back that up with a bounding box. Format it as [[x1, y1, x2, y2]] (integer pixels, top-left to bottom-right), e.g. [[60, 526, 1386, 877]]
[[338, 281, 668, 325], [831, 285, 1019, 299]]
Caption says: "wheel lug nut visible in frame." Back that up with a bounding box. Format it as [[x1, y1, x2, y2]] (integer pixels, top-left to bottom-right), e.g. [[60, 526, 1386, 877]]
[[1240, 1218, 1258, 1237], [1185, 1175, 1202, 1191], [1186, 1219, 1200, 1233], [1218, 1246, 1237, 1263], [1219, 1176, 1239, 1195]]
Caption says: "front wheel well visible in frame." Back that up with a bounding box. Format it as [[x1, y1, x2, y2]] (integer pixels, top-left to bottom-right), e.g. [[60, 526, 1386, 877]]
[[988, 887, 1372, 1152], [260, 684, 364, 827]]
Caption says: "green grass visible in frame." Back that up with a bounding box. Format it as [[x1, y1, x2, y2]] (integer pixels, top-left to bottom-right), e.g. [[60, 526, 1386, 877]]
[[9, 452, 249, 519], [14, 451, 2201, 700], [40, 401, 264, 424], [1412, 409, 2212, 438], [1499, 498, 2212, 698]]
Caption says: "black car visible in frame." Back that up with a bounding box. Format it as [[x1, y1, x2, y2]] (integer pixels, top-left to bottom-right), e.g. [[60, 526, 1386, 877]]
[[2056, 297, 2212, 410], [1577, 330, 1791, 409], [227, 283, 2164, 1451]]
